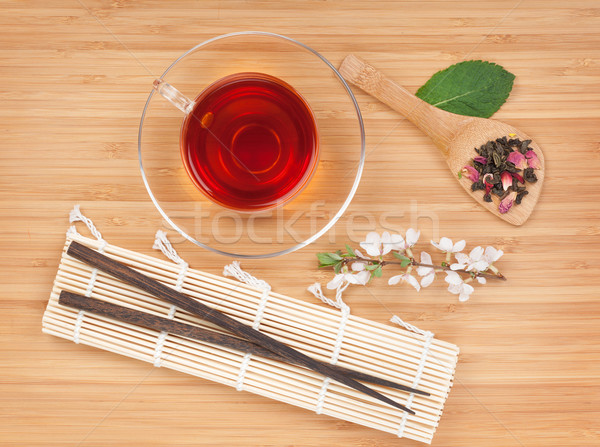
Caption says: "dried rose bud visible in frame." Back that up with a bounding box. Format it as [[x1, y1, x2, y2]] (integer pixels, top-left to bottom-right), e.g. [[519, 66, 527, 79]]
[[511, 172, 525, 183], [525, 150, 541, 170], [473, 156, 488, 165], [507, 151, 528, 170], [461, 165, 479, 182], [499, 191, 517, 214], [501, 171, 512, 191], [483, 173, 494, 194]]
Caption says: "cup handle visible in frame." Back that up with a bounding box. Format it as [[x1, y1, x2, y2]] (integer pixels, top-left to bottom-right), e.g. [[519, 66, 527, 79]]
[[153, 79, 195, 114]]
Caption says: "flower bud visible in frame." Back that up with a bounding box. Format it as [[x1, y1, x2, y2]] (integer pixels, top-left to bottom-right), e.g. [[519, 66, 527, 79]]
[[483, 173, 494, 194]]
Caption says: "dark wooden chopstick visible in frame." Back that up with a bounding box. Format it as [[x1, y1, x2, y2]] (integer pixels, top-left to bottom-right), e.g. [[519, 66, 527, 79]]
[[67, 241, 415, 414], [58, 290, 430, 397]]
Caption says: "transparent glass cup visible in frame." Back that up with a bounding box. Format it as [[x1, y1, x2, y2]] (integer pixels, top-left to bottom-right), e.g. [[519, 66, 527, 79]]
[[139, 31, 365, 258]]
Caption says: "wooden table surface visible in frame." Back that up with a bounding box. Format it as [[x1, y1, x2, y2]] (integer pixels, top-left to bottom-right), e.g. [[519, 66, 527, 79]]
[[2, 1, 599, 445]]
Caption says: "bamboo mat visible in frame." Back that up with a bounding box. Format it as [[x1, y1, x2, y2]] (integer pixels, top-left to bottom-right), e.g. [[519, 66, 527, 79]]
[[42, 233, 458, 444]]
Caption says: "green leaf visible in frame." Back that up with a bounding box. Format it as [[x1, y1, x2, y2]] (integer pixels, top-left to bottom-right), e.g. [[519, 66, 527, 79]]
[[400, 259, 411, 268], [416, 60, 515, 118], [392, 252, 410, 261], [373, 265, 383, 278], [317, 253, 340, 266], [345, 244, 355, 257], [457, 170, 462, 179], [365, 263, 379, 271], [333, 261, 343, 274], [330, 252, 343, 261]]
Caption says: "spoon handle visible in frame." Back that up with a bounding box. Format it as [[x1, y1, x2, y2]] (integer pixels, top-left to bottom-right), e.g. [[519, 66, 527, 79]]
[[339, 54, 471, 154]]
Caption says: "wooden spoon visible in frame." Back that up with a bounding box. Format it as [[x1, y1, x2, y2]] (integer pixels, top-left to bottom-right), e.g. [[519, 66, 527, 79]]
[[339, 54, 544, 226]]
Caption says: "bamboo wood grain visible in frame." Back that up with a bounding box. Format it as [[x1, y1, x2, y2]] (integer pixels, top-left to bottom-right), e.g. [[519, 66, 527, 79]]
[[4, 1, 600, 446]]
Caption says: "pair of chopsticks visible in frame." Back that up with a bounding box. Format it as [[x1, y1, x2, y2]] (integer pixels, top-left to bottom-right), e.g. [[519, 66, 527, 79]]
[[64, 241, 427, 413]]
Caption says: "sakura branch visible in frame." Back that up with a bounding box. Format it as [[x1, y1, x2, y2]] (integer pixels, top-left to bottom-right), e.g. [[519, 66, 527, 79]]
[[316, 230, 505, 302]]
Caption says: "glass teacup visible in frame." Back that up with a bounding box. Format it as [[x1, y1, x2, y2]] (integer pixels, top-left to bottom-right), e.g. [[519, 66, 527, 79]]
[[139, 32, 365, 258]]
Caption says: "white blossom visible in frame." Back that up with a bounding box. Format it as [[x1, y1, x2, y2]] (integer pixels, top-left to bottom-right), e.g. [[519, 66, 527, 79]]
[[359, 232, 382, 257], [388, 273, 421, 291], [351, 262, 365, 271], [327, 269, 370, 289], [431, 237, 466, 253], [444, 271, 475, 302], [353, 248, 367, 259], [359, 231, 405, 257], [451, 246, 489, 272], [483, 246, 503, 264], [384, 232, 406, 252], [416, 251, 435, 287], [320, 231, 501, 304], [405, 228, 420, 247], [348, 270, 371, 285]]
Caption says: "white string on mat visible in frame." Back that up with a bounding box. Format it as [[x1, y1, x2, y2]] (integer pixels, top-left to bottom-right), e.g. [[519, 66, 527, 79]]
[[390, 314, 434, 437], [307, 281, 350, 312], [390, 314, 434, 339], [223, 261, 271, 391], [153, 230, 189, 291], [66, 205, 107, 344], [152, 230, 189, 367], [306, 282, 351, 415]]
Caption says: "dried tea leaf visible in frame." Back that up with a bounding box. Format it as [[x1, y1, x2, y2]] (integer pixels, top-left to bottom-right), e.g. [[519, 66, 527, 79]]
[[492, 152, 502, 166], [416, 60, 515, 118]]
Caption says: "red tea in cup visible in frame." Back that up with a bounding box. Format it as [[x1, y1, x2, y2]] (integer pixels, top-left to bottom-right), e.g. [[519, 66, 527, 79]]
[[180, 72, 319, 211]]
